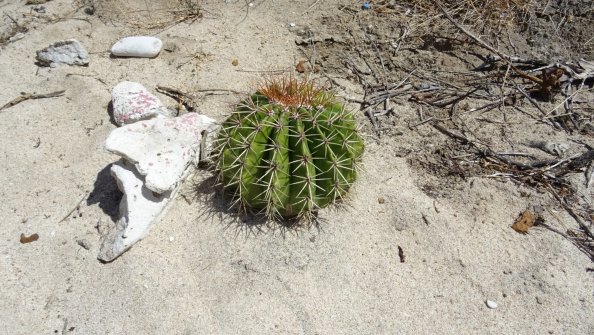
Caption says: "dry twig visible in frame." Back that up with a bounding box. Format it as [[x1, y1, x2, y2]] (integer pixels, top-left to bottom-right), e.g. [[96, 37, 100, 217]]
[[432, 0, 565, 97], [156, 86, 199, 113], [433, 121, 594, 259], [0, 90, 65, 112]]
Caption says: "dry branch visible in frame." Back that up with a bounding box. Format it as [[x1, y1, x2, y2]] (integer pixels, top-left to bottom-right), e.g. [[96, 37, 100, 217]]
[[0, 90, 65, 112]]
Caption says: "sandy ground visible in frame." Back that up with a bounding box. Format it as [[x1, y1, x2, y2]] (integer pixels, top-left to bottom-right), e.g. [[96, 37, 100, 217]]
[[1, 0, 593, 334]]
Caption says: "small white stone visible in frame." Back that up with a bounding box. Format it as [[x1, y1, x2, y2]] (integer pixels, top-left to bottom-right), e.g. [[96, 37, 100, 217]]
[[111, 36, 163, 58], [528, 140, 569, 157], [486, 300, 498, 309], [169, 236, 174, 242], [111, 81, 167, 126], [248, 2, 254, 7], [9, 32, 25, 42], [289, 22, 296, 27]]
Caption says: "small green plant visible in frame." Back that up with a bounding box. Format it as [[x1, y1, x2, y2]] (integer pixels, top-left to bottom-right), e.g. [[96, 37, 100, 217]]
[[215, 77, 364, 221]]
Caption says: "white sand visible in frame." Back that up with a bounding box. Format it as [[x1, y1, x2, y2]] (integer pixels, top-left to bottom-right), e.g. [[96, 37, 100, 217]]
[[1, 0, 592, 333]]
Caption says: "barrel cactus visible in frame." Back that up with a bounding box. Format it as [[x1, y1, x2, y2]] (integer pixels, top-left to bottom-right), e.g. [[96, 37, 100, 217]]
[[214, 77, 364, 220]]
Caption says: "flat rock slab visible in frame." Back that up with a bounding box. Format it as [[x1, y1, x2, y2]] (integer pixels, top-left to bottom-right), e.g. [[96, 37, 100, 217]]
[[111, 81, 167, 126], [36, 39, 89, 67], [97, 159, 173, 262], [105, 113, 217, 194], [111, 36, 163, 58]]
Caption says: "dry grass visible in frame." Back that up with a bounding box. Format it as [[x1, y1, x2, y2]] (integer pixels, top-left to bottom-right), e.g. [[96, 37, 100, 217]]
[[366, 0, 537, 42], [318, 1, 594, 260], [90, 0, 203, 30]]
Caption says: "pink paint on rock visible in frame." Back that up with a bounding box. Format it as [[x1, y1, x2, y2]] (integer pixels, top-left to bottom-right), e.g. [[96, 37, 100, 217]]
[[111, 81, 167, 126], [163, 113, 203, 140], [105, 113, 218, 194]]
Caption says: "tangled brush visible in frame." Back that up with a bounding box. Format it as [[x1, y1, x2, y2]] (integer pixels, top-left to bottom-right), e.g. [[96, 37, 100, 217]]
[[214, 77, 364, 221]]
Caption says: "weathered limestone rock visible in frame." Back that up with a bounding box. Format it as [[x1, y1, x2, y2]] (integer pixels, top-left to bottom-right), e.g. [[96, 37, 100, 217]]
[[97, 159, 174, 262], [105, 113, 217, 194], [36, 39, 89, 67], [111, 81, 168, 126]]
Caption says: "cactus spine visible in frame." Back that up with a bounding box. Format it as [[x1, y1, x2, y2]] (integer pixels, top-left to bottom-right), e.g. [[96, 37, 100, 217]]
[[215, 77, 364, 220]]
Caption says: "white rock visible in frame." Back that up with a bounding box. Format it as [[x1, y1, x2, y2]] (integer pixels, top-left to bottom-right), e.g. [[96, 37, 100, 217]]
[[528, 140, 569, 157], [36, 39, 89, 67], [486, 300, 498, 309], [98, 113, 216, 261], [111, 81, 168, 126], [105, 113, 217, 194], [9, 32, 25, 43], [97, 160, 174, 262], [111, 36, 163, 58]]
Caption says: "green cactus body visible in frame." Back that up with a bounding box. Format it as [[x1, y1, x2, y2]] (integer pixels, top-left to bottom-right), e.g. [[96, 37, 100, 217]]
[[216, 78, 364, 219]]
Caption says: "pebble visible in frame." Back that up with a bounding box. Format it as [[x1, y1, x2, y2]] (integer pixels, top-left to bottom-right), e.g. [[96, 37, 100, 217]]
[[580, 122, 594, 135], [486, 300, 498, 309], [9, 33, 25, 43], [76, 239, 91, 250], [527, 140, 569, 157], [20, 233, 39, 244], [36, 39, 89, 67], [33, 5, 46, 13], [111, 36, 163, 58], [111, 81, 167, 126]]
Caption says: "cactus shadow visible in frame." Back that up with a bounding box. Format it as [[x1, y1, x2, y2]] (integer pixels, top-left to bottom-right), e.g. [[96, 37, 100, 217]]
[[189, 171, 321, 237]]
